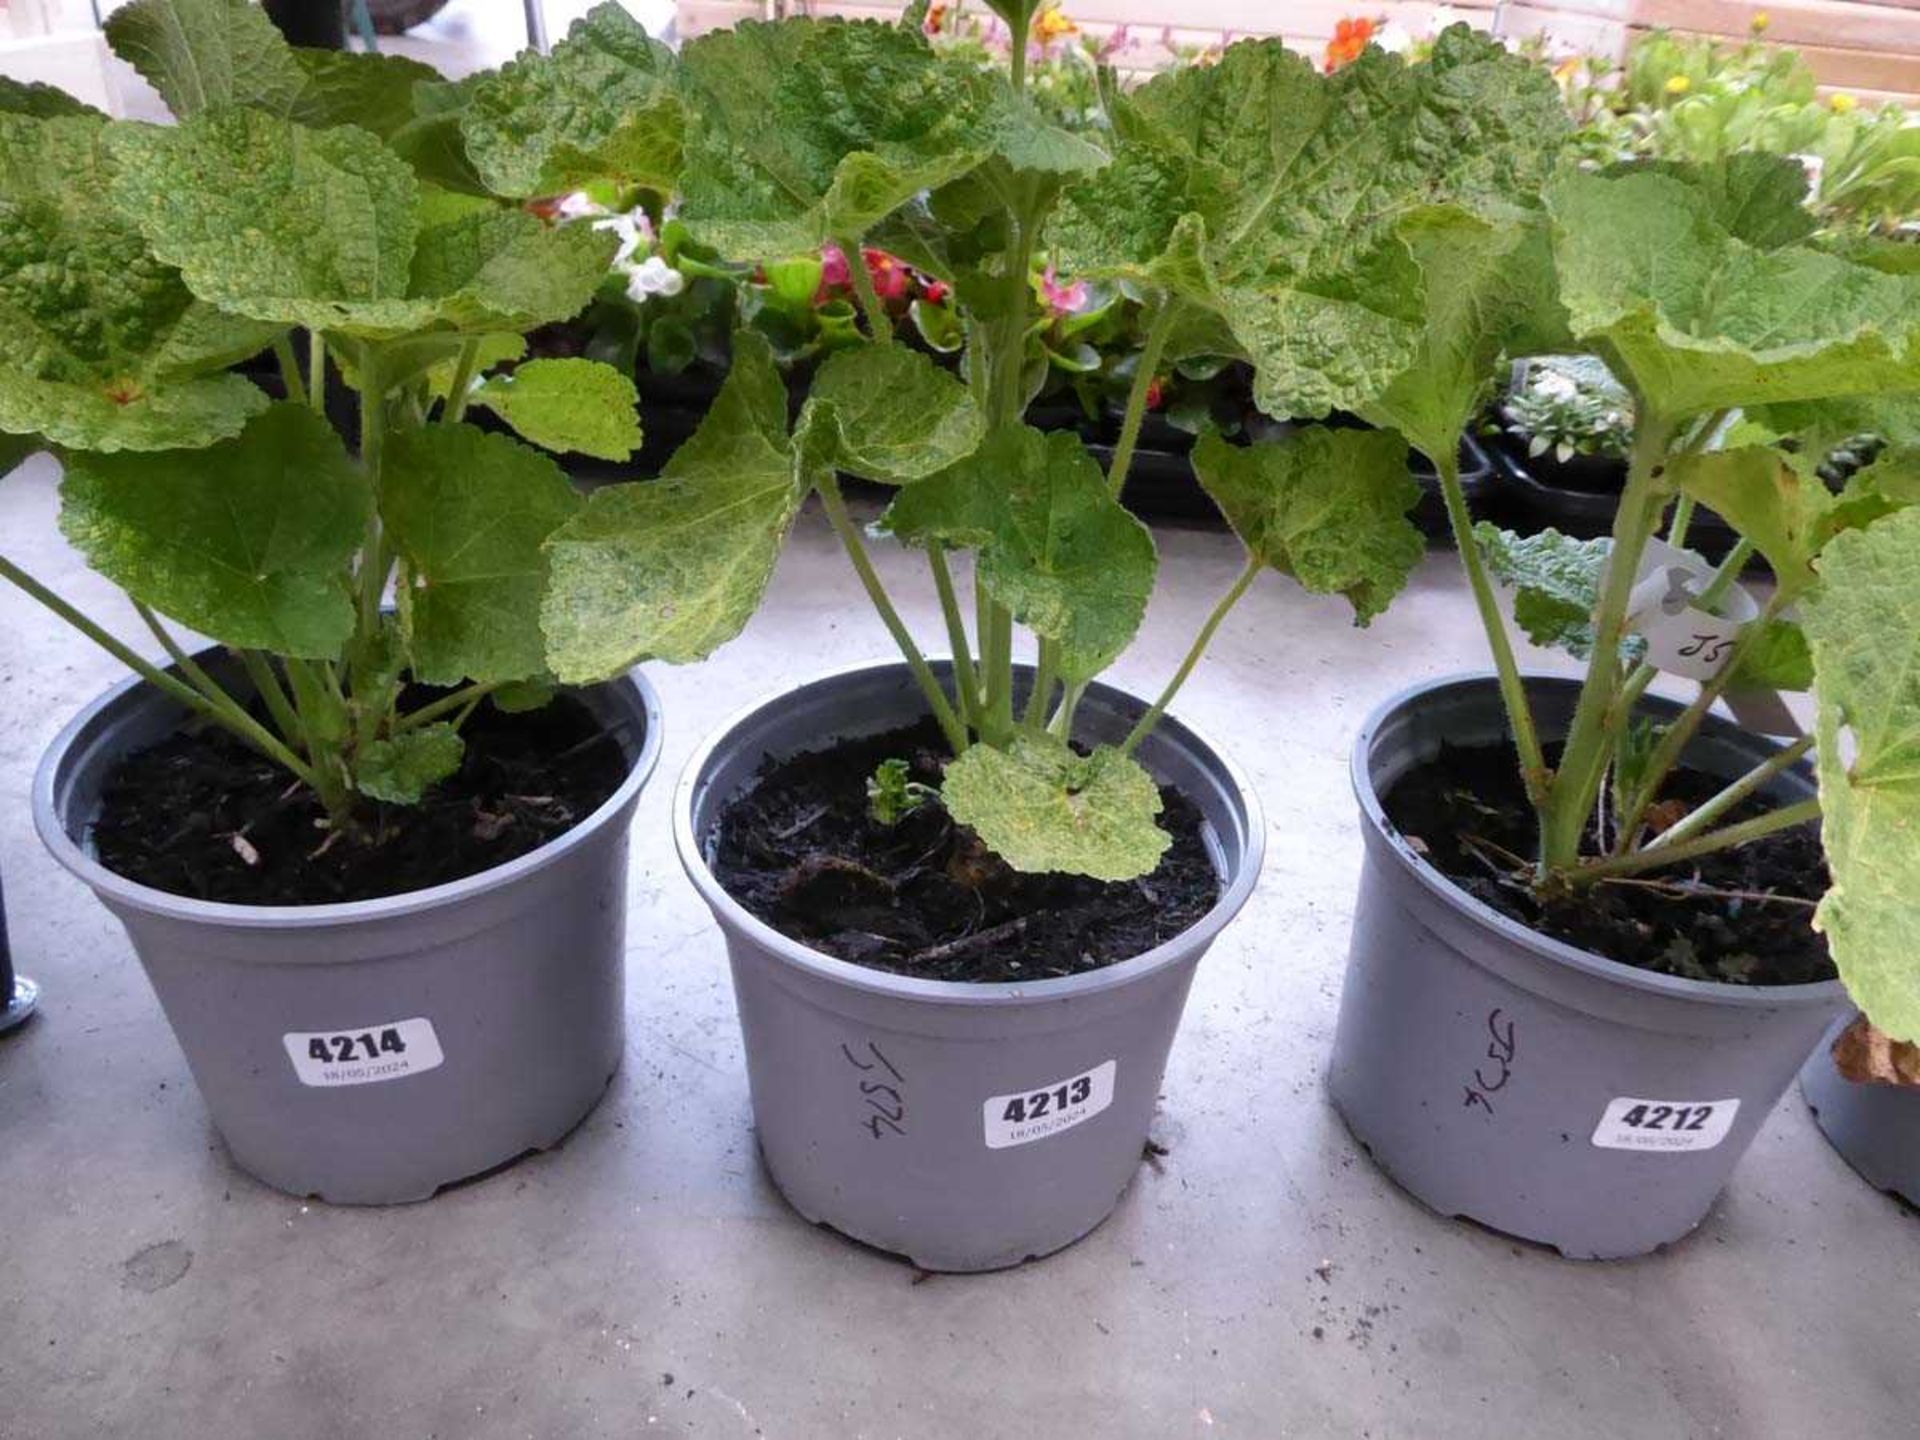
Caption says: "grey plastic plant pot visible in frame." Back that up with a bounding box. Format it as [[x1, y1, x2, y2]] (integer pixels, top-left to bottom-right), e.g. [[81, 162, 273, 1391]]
[[1329, 674, 1849, 1260], [1800, 1016, 1920, 1205], [33, 649, 662, 1205], [675, 661, 1264, 1273]]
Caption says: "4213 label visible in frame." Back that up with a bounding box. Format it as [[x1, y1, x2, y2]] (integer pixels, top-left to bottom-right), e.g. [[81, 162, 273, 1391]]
[[1590, 1095, 1740, 1152], [983, 1060, 1117, 1150], [282, 1017, 444, 1088]]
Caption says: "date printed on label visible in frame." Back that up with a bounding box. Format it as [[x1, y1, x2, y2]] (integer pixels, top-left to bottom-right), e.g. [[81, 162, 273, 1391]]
[[282, 1017, 444, 1087], [983, 1060, 1117, 1149], [1591, 1096, 1740, 1152]]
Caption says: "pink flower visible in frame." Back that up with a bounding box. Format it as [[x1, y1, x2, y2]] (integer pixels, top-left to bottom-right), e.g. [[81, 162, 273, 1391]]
[[863, 248, 912, 302], [1041, 264, 1089, 315], [820, 244, 851, 288], [1096, 25, 1134, 61]]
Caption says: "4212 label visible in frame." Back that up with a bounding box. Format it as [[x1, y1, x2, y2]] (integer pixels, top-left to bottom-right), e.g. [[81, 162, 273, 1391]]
[[282, 1017, 444, 1088], [983, 1060, 1117, 1150], [1590, 1095, 1740, 1152]]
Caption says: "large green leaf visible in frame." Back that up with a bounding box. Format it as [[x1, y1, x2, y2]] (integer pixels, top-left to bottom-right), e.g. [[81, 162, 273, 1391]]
[[0, 112, 272, 452], [286, 50, 449, 141], [105, 0, 305, 119], [382, 424, 583, 686], [107, 110, 614, 340], [941, 736, 1169, 881], [806, 344, 983, 483], [1051, 30, 1568, 420], [884, 427, 1155, 682], [470, 358, 641, 460], [1358, 206, 1565, 470], [542, 332, 804, 680], [1668, 446, 1835, 600], [678, 18, 990, 259], [1192, 428, 1422, 623], [1551, 166, 1920, 420], [461, 3, 682, 199], [59, 403, 366, 657], [1803, 505, 1920, 1042], [1472, 523, 1607, 658]]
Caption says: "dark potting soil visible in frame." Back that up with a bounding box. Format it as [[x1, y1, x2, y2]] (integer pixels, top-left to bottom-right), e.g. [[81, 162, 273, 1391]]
[[709, 720, 1222, 983], [1383, 740, 1835, 987], [90, 695, 630, 906]]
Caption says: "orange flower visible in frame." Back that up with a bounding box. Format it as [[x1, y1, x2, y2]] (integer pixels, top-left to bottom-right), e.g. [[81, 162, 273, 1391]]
[[1034, 5, 1078, 47], [924, 2, 948, 36], [1324, 16, 1378, 74]]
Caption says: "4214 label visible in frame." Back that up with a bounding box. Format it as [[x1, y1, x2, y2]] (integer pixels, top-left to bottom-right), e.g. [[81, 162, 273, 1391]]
[[1590, 1095, 1740, 1152], [282, 1017, 444, 1088], [983, 1060, 1117, 1150]]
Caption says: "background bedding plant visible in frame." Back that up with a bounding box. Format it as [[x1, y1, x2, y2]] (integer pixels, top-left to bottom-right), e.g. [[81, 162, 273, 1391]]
[[0, 0, 676, 891], [1364, 149, 1920, 1064], [538, 7, 1567, 901]]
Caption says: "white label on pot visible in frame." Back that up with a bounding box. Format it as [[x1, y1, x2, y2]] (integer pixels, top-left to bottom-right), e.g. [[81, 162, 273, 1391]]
[[983, 1060, 1116, 1150], [1591, 1096, 1740, 1152], [282, 1018, 444, 1088]]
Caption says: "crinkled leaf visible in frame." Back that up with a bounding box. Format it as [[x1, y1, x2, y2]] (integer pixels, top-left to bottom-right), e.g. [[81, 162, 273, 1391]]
[[1621, 153, 1818, 251], [58, 403, 366, 657], [883, 428, 1153, 682], [108, 111, 614, 339], [286, 50, 449, 140], [1803, 505, 1920, 1042], [1051, 30, 1568, 420], [678, 19, 990, 259], [462, 3, 682, 199], [1358, 206, 1565, 468], [941, 736, 1169, 881], [987, 91, 1109, 175], [805, 344, 982, 483], [357, 722, 465, 805], [542, 332, 802, 680], [0, 77, 101, 119], [1473, 523, 1608, 657], [1551, 166, 1920, 419], [470, 357, 641, 460], [382, 424, 583, 685], [0, 113, 273, 451], [1192, 427, 1422, 622], [105, 0, 305, 119], [1669, 446, 1834, 599]]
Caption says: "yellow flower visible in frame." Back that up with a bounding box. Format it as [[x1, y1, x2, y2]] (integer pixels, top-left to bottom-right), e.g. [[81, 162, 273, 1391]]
[[1751, 11, 1771, 33], [1830, 91, 1858, 113], [1664, 74, 1692, 95], [1033, 5, 1078, 45]]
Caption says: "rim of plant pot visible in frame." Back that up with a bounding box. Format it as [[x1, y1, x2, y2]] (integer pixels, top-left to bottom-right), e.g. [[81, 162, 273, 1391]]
[[34, 656, 664, 933], [674, 658, 1266, 1006], [1354, 671, 1844, 1010]]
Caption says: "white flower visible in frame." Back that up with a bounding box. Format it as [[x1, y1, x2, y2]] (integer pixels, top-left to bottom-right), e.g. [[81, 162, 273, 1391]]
[[593, 212, 649, 268], [556, 190, 609, 220], [625, 255, 686, 301], [1375, 20, 1413, 54], [1532, 370, 1580, 402]]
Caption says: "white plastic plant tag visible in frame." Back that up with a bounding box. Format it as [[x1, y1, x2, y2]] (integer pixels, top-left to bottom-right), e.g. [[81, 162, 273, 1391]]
[[1590, 1096, 1740, 1152], [983, 1060, 1116, 1149], [282, 1017, 444, 1087], [1620, 538, 1760, 683]]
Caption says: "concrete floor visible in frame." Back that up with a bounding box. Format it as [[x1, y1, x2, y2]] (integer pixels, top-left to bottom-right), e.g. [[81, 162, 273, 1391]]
[[0, 452, 1913, 1439]]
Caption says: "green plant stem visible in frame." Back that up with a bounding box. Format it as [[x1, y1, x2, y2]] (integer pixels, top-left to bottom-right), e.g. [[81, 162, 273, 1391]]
[[307, 330, 325, 411], [1009, 5, 1030, 89], [397, 679, 502, 732], [273, 334, 304, 401], [1572, 796, 1821, 883], [841, 235, 893, 346], [983, 601, 1015, 738], [0, 553, 320, 787], [1665, 494, 1696, 551], [1641, 733, 1816, 856], [1539, 415, 1679, 872], [237, 650, 308, 753], [1434, 448, 1550, 808], [816, 474, 968, 754], [927, 544, 981, 726], [1614, 586, 1790, 847], [439, 337, 483, 423], [1022, 638, 1057, 730], [131, 601, 229, 708], [1049, 680, 1086, 738], [1106, 300, 1176, 499], [355, 388, 390, 644], [1121, 556, 1260, 757]]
